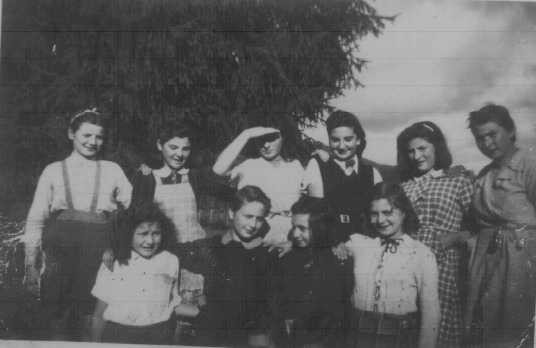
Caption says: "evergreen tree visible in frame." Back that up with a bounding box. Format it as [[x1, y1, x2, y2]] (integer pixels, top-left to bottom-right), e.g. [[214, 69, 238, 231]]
[[1, 0, 389, 213]]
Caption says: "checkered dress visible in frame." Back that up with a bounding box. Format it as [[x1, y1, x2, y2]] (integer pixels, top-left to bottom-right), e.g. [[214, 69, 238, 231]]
[[402, 170, 473, 347]]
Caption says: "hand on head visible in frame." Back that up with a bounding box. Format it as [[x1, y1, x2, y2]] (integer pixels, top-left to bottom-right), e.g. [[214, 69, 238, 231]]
[[244, 127, 280, 139]]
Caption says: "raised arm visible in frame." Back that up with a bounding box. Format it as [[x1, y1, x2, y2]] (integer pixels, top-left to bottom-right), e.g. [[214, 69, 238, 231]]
[[212, 127, 280, 176], [417, 248, 440, 348]]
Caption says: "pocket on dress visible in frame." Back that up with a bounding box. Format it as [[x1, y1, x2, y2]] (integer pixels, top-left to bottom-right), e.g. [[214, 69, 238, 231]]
[[492, 173, 524, 193]]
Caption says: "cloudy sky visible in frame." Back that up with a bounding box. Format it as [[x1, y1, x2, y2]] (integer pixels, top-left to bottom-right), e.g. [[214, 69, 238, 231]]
[[305, 0, 536, 172]]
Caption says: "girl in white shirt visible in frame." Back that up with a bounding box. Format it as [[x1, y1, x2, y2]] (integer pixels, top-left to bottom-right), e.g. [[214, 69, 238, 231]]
[[23, 109, 132, 340], [91, 203, 198, 345], [212, 126, 304, 247], [345, 182, 440, 348]]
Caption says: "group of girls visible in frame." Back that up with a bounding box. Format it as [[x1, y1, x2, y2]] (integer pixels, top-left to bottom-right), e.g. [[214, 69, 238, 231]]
[[22, 103, 536, 348]]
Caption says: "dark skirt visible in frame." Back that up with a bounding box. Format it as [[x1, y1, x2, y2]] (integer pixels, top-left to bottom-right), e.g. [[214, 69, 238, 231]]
[[350, 310, 419, 348], [102, 320, 173, 345], [274, 311, 345, 348], [40, 209, 112, 338]]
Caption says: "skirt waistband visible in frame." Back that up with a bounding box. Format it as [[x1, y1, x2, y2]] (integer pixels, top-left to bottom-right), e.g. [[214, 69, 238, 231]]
[[354, 310, 419, 335]]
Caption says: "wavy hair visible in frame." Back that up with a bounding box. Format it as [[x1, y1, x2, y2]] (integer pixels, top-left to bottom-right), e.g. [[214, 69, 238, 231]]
[[396, 121, 452, 181], [367, 182, 420, 236]]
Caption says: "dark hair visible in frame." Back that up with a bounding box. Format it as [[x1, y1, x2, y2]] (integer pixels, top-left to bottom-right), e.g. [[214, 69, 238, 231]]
[[247, 121, 301, 162], [69, 109, 107, 133], [230, 185, 271, 214], [468, 104, 516, 142], [156, 122, 196, 168], [326, 110, 367, 157], [289, 196, 334, 248], [396, 121, 453, 181], [157, 122, 195, 145], [115, 203, 175, 265], [368, 182, 420, 235]]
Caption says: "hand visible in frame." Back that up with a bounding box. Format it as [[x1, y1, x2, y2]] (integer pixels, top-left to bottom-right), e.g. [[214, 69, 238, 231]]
[[102, 248, 115, 271], [23, 246, 42, 297], [466, 235, 477, 253], [243, 127, 280, 139], [138, 163, 152, 175], [439, 233, 462, 249], [174, 304, 200, 318], [311, 148, 331, 162], [332, 242, 350, 261], [446, 165, 473, 179], [267, 241, 292, 258], [248, 333, 272, 348]]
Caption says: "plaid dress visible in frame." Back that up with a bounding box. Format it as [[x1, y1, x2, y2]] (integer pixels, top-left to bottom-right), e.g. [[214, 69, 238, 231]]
[[402, 170, 473, 347]]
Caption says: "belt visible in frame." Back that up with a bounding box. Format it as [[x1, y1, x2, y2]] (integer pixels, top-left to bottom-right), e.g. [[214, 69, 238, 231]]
[[355, 310, 419, 335], [486, 223, 536, 254], [338, 214, 351, 224]]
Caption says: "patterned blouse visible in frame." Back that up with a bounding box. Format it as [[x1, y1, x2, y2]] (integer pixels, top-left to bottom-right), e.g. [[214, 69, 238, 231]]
[[401, 169, 473, 260]]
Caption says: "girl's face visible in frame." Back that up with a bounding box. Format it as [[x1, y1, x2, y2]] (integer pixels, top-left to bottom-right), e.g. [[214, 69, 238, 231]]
[[370, 198, 405, 239], [157, 136, 191, 170], [68, 122, 104, 159], [329, 126, 361, 161], [472, 121, 516, 162], [257, 133, 283, 161], [289, 213, 312, 248], [407, 137, 436, 175], [229, 201, 267, 242], [132, 222, 162, 258]]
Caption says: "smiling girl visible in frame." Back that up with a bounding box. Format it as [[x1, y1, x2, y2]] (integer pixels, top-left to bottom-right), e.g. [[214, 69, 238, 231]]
[[90, 204, 198, 345], [23, 108, 132, 340], [130, 123, 233, 315], [397, 121, 473, 347], [345, 183, 440, 348]]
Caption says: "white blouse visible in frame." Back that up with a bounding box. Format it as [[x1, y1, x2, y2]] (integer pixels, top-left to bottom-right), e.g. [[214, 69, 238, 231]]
[[91, 250, 181, 326], [230, 157, 304, 212], [346, 233, 438, 315], [24, 152, 132, 247]]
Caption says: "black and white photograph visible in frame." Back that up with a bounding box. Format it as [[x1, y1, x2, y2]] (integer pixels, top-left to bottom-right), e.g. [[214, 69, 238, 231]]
[[1, 0, 536, 347]]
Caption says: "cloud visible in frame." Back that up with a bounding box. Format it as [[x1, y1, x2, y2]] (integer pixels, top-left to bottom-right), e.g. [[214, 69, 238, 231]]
[[312, 0, 536, 172]]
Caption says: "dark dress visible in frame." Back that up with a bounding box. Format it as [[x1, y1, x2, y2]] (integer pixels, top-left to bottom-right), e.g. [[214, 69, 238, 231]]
[[170, 234, 277, 346], [315, 157, 374, 244], [273, 247, 353, 347]]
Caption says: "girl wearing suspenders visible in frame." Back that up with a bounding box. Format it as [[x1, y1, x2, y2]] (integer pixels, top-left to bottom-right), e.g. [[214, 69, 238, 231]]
[[23, 109, 132, 340]]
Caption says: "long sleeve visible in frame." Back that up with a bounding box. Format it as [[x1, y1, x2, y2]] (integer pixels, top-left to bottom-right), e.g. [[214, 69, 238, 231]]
[[169, 237, 215, 275], [112, 162, 132, 209], [130, 171, 155, 209], [24, 164, 55, 249], [302, 158, 324, 198], [522, 151, 536, 208], [417, 247, 440, 348]]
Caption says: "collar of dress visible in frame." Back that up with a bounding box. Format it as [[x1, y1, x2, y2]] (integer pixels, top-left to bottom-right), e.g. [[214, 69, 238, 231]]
[[153, 166, 190, 178]]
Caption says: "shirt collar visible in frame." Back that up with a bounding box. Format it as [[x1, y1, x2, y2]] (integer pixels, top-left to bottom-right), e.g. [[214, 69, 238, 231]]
[[153, 166, 189, 178], [68, 151, 98, 166], [502, 147, 523, 171], [414, 168, 445, 182], [375, 234, 412, 248], [130, 250, 150, 262], [333, 155, 359, 174], [221, 230, 264, 249]]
